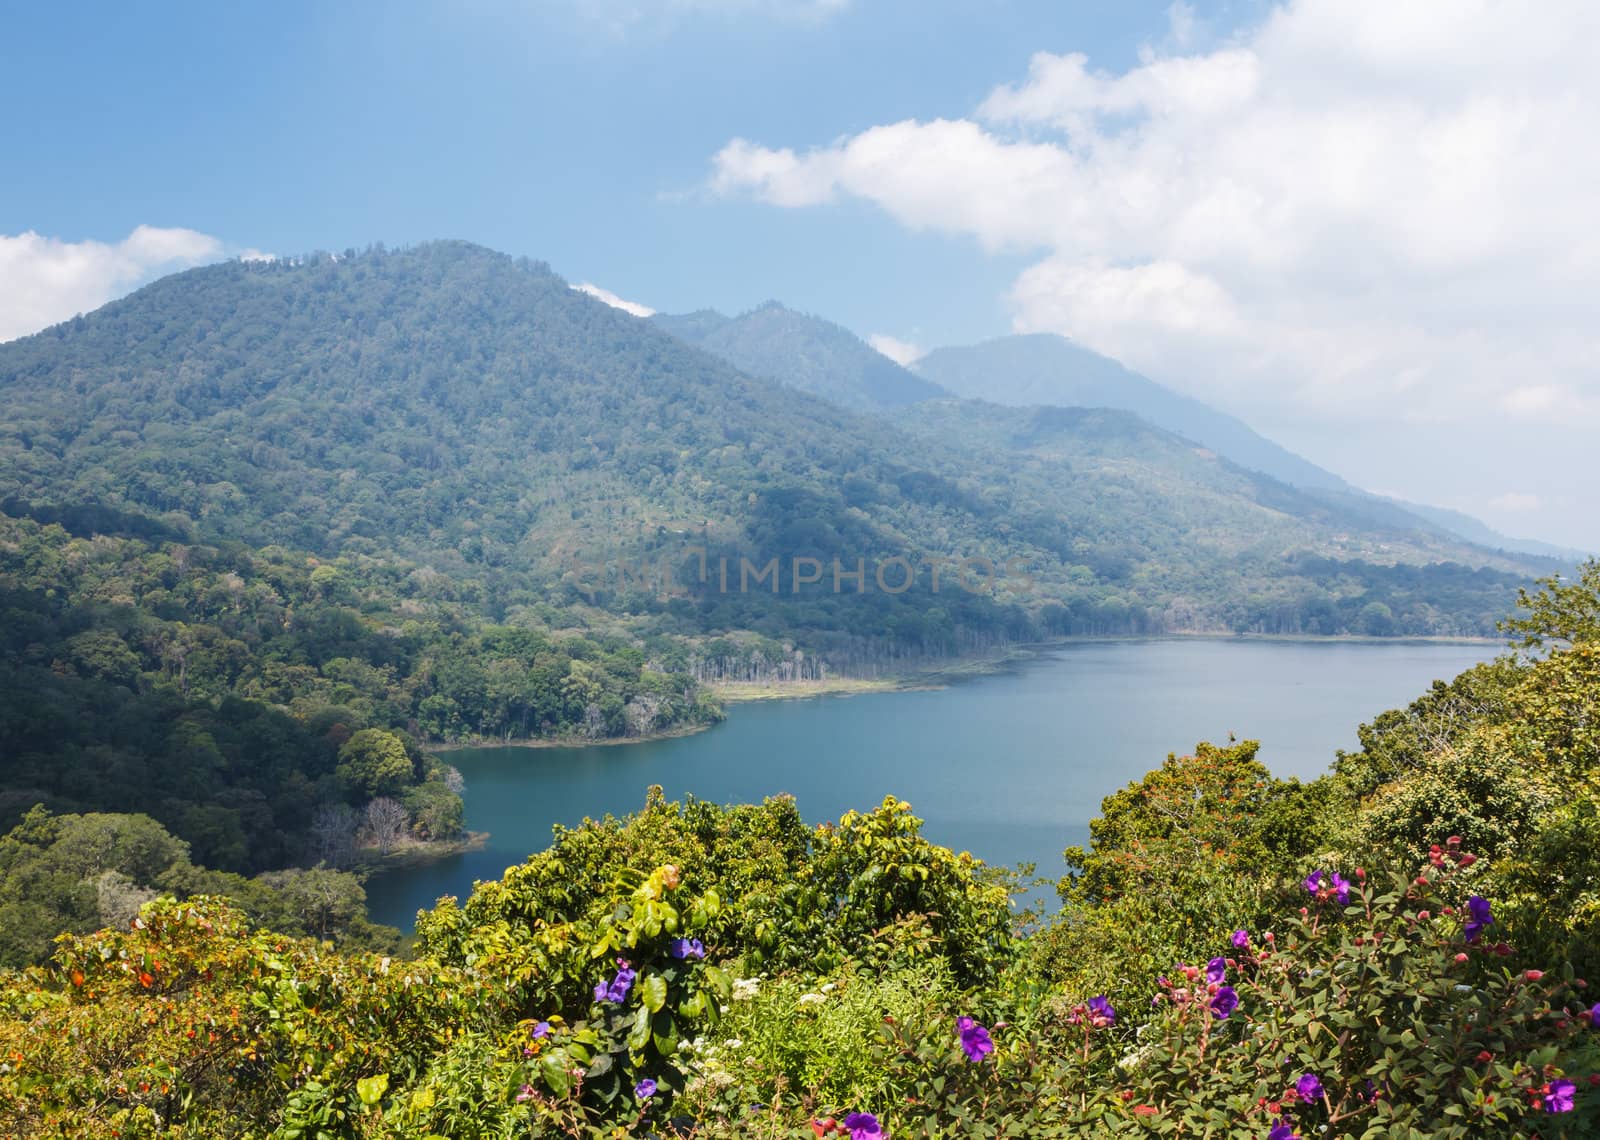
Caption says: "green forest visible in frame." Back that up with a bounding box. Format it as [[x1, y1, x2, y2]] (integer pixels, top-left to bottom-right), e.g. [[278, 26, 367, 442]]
[[0, 243, 1550, 661], [0, 243, 1556, 920], [0, 509, 719, 909], [2, 562, 1598, 1137], [0, 241, 1590, 1136]]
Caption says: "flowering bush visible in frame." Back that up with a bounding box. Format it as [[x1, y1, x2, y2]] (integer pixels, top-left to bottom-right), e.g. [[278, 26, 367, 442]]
[[674, 962, 958, 1123], [0, 896, 490, 1139], [4, 788, 1599, 1139], [1041, 741, 1337, 1029], [491, 860, 732, 1131], [1097, 841, 1599, 1137]]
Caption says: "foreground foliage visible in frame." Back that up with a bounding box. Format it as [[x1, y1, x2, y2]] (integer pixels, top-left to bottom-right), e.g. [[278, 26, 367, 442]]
[[2, 562, 1599, 1136]]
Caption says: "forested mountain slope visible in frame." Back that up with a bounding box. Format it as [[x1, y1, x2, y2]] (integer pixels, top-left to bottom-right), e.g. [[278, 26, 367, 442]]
[[652, 301, 946, 410], [0, 242, 1540, 648], [0, 510, 722, 865], [890, 400, 1534, 636], [913, 332, 1569, 560]]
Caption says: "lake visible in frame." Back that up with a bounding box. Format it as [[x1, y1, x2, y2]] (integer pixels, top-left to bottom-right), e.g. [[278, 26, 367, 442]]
[[365, 638, 1499, 930]]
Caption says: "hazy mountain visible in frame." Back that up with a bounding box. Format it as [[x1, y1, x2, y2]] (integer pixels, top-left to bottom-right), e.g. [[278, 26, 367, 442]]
[[1376, 498, 1589, 561], [652, 301, 947, 410], [914, 334, 1352, 491], [0, 242, 1540, 645], [910, 332, 1578, 563], [648, 309, 732, 344]]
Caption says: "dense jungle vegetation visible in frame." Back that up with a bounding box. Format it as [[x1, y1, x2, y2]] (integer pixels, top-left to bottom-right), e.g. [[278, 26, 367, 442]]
[[0, 242, 1548, 661], [0, 508, 719, 927], [0, 241, 1555, 918], [2, 562, 1598, 1137], [0, 240, 1587, 1135]]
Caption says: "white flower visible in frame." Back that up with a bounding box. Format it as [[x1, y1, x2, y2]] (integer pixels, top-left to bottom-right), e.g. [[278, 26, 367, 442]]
[[797, 992, 826, 1005], [820, 982, 837, 994], [731, 977, 761, 1001], [723, 1038, 743, 1050]]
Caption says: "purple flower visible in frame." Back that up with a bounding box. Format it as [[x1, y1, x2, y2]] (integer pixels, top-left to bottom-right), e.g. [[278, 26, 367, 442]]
[[1209, 985, 1239, 1020], [842, 1111, 883, 1138], [515, 1083, 534, 1103], [1464, 895, 1493, 943], [1544, 1078, 1576, 1113], [1267, 1123, 1298, 1140], [1295, 1073, 1324, 1104], [595, 962, 637, 1004], [1304, 870, 1351, 905], [1231, 929, 1250, 950], [634, 1078, 657, 1100], [1589, 1002, 1600, 1026], [532, 1021, 550, 1039], [957, 1016, 994, 1062], [1088, 994, 1116, 1027], [1206, 957, 1227, 984], [669, 937, 707, 960]]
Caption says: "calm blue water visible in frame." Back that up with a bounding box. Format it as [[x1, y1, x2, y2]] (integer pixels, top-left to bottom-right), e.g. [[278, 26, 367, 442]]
[[365, 638, 1498, 930]]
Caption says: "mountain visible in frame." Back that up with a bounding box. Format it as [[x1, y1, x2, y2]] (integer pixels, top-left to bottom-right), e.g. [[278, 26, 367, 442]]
[[0, 243, 878, 571], [1375, 498, 1590, 561], [0, 241, 1541, 651], [647, 308, 732, 344], [913, 333, 1352, 492], [652, 301, 947, 410], [910, 332, 1585, 564]]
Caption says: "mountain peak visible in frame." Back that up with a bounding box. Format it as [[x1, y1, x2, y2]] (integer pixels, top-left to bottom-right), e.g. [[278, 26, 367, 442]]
[[916, 334, 1351, 493], [653, 303, 947, 411]]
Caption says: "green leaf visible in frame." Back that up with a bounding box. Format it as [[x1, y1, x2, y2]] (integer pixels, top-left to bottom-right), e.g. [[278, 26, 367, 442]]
[[628, 1008, 653, 1053], [541, 1050, 573, 1097], [652, 1011, 678, 1056], [355, 1074, 388, 1106], [642, 973, 668, 1013]]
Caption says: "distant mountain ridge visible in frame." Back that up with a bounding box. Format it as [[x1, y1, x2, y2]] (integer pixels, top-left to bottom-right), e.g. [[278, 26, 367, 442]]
[[913, 334, 1352, 492], [0, 241, 1548, 649], [1374, 498, 1589, 562], [652, 302, 946, 410], [655, 307, 1563, 559], [912, 333, 1578, 561]]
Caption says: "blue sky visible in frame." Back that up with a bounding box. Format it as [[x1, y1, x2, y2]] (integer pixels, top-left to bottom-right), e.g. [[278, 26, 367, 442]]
[[2, 0, 1202, 343], [3, 1, 1596, 549]]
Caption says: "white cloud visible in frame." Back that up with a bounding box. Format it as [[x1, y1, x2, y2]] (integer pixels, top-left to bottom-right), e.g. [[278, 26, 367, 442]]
[[1489, 492, 1541, 513], [708, 0, 1600, 546], [573, 282, 656, 318], [0, 226, 225, 342], [1498, 384, 1585, 418], [868, 333, 925, 366]]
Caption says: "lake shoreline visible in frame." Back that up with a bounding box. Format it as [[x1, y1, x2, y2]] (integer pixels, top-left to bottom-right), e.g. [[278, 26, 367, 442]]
[[425, 633, 1505, 748], [364, 638, 1501, 931], [708, 633, 1502, 704], [355, 829, 491, 879], [426, 720, 719, 753]]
